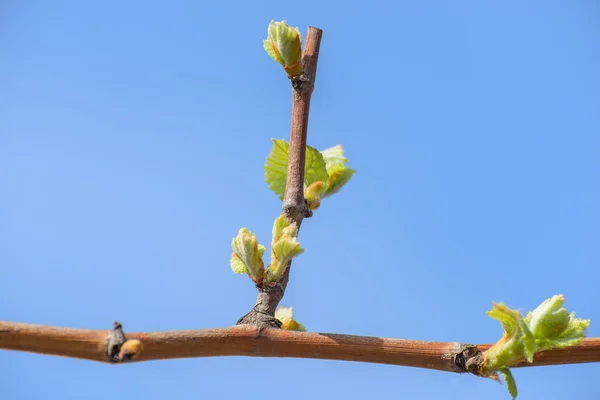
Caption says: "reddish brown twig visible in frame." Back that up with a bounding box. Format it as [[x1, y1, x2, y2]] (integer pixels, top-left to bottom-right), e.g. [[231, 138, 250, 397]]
[[2, 321, 599, 371], [282, 26, 322, 222], [237, 26, 323, 327]]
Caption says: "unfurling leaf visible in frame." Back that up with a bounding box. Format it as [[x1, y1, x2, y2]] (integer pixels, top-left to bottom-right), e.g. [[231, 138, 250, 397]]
[[229, 254, 248, 274], [322, 163, 355, 198], [264, 139, 328, 200], [272, 213, 289, 241], [481, 295, 590, 399], [485, 302, 536, 367], [275, 306, 307, 331], [263, 21, 303, 78], [266, 215, 304, 283], [320, 144, 355, 198], [321, 144, 348, 168], [230, 228, 265, 283], [525, 295, 590, 349]]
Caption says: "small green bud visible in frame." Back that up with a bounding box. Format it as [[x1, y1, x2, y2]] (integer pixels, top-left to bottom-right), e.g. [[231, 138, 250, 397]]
[[230, 228, 265, 283], [482, 295, 590, 399], [275, 306, 307, 331], [321, 145, 349, 168], [525, 294, 590, 348], [263, 20, 303, 78], [526, 295, 571, 338], [266, 215, 304, 284], [272, 214, 289, 242], [304, 181, 323, 210], [320, 145, 355, 198]]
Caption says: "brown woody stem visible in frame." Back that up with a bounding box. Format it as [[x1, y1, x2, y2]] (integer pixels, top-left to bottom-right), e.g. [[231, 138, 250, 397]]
[[2, 322, 599, 370], [237, 27, 323, 328]]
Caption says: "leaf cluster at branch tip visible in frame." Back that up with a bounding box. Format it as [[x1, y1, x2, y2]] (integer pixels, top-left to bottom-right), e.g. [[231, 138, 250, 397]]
[[263, 20, 303, 78]]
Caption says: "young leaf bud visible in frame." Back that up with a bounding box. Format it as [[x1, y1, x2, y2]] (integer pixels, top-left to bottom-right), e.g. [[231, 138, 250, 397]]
[[263, 21, 303, 78], [118, 339, 143, 361]]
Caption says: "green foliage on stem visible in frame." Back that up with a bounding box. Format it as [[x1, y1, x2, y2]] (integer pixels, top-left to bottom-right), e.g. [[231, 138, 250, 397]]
[[320, 144, 356, 198], [266, 215, 304, 284], [525, 295, 589, 348], [481, 294, 590, 399], [264, 139, 329, 200], [230, 228, 266, 283], [263, 21, 303, 78], [264, 140, 355, 209], [230, 216, 304, 286]]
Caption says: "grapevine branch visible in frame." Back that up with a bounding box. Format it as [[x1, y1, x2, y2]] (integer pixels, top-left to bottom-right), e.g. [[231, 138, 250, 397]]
[[237, 26, 322, 328], [2, 322, 599, 370], [3, 24, 597, 386]]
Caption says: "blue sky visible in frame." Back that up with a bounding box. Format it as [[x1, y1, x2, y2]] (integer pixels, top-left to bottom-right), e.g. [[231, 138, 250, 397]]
[[1, 1, 599, 399]]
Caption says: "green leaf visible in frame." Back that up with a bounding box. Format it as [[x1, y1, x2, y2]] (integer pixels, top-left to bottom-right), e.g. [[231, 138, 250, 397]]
[[258, 244, 266, 259], [267, 235, 304, 283], [264, 140, 288, 199], [547, 312, 591, 347], [266, 215, 304, 283], [484, 295, 590, 372], [527, 295, 590, 349], [322, 163, 356, 198], [230, 228, 265, 282], [483, 295, 589, 399], [304, 146, 329, 187], [519, 316, 536, 363], [272, 214, 289, 241], [526, 295, 569, 338], [272, 236, 303, 263], [263, 21, 303, 78], [229, 254, 248, 274], [264, 139, 328, 200], [486, 303, 521, 335], [263, 39, 283, 64], [498, 367, 518, 399], [321, 144, 348, 170], [320, 145, 355, 198], [485, 303, 537, 368]]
